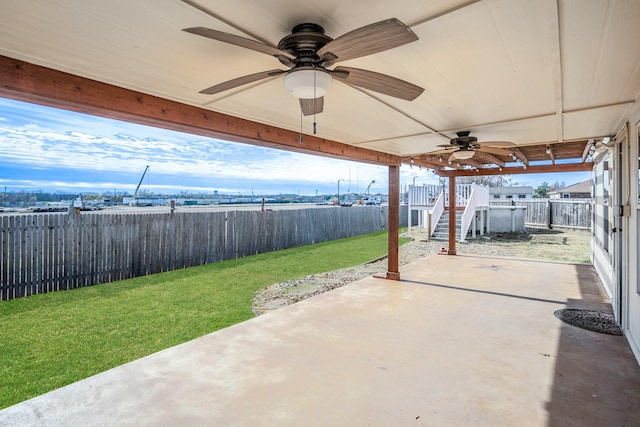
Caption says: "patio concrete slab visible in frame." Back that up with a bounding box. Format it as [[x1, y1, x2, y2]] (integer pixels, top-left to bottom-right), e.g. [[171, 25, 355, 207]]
[[2, 254, 640, 426]]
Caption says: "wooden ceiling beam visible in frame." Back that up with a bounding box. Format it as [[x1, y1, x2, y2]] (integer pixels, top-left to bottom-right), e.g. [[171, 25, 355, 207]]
[[436, 162, 592, 177], [461, 158, 484, 169], [446, 158, 471, 170], [472, 151, 505, 168], [402, 156, 443, 170], [511, 148, 529, 166], [547, 145, 556, 164], [0, 55, 401, 166], [581, 139, 594, 163]]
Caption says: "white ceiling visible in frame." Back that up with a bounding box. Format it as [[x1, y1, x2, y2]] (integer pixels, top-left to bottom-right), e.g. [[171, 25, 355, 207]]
[[0, 0, 639, 158]]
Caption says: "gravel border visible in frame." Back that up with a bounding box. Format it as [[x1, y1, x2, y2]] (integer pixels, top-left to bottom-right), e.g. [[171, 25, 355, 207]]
[[252, 227, 591, 315], [253, 230, 491, 315]]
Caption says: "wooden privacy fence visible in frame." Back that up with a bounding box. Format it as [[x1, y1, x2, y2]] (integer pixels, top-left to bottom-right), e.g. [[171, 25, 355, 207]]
[[490, 199, 592, 229], [1, 206, 405, 300]]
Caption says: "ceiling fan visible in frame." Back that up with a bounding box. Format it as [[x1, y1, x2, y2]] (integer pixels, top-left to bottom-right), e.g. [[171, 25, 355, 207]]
[[182, 18, 424, 116], [434, 131, 515, 162]]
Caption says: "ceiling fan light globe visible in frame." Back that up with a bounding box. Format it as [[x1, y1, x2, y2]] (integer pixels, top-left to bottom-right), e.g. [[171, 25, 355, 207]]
[[283, 69, 332, 98], [453, 150, 475, 160]]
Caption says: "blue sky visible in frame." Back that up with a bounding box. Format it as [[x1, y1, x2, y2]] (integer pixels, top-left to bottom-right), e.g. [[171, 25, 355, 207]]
[[0, 97, 589, 196]]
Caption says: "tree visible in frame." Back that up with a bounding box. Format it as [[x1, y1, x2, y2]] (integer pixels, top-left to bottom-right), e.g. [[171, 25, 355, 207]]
[[549, 181, 565, 192], [456, 175, 512, 187], [533, 182, 550, 198]]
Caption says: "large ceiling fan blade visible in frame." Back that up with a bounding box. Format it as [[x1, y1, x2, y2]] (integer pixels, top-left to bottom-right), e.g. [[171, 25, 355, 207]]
[[332, 67, 424, 101], [478, 146, 514, 157], [317, 18, 417, 65], [299, 97, 324, 116], [427, 148, 458, 156], [183, 27, 296, 66], [429, 148, 457, 156], [199, 69, 286, 95], [478, 141, 515, 148]]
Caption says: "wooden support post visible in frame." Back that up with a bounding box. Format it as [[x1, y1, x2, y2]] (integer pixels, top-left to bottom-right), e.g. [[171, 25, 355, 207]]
[[407, 184, 412, 237], [387, 165, 400, 280], [448, 176, 457, 255]]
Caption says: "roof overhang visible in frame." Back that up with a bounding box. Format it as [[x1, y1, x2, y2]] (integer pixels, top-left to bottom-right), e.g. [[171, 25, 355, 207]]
[[0, 55, 400, 167], [0, 0, 636, 172]]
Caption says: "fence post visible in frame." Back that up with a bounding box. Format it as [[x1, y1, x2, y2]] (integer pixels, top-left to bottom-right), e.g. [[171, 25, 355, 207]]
[[547, 199, 553, 229]]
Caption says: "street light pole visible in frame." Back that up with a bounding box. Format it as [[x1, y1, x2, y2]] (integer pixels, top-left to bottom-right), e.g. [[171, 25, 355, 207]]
[[337, 179, 344, 205]]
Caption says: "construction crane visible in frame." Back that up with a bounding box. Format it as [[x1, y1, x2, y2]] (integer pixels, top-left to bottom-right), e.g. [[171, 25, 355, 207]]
[[364, 180, 375, 195], [359, 180, 380, 205], [131, 165, 149, 206]]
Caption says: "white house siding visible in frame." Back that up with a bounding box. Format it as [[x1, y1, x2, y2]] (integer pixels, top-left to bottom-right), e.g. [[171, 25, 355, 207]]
[[591, 106, 640, 366], [628, 111, 640, 365], [592, 156, 615, 299], [489, 187, 534, 200]]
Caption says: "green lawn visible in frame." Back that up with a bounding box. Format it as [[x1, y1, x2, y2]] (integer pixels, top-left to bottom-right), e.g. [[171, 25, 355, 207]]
[[0, 231, 407, 409]]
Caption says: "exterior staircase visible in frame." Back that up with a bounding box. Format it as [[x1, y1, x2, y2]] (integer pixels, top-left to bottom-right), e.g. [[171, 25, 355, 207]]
[[408, 183, 490, 241], [431, 209, 463, 241]]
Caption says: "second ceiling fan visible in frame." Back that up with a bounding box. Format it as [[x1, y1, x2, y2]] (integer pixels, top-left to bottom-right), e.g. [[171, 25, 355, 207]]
[[183, 18, 425, 116], [434, 131, 515, 162]]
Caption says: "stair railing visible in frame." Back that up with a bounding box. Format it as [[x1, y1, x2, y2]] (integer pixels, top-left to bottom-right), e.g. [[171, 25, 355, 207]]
[[429, 184, 472, 240], [459, 184, 490, 241], [429, 189, 445, 238]]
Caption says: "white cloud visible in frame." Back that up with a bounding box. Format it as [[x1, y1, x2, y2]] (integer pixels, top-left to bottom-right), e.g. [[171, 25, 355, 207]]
[[4, 97, 588, 196], [0, 99, 404, 194]]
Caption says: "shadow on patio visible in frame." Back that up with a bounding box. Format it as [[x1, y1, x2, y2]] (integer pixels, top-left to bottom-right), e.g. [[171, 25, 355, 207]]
[[2, 254, 639, 426]]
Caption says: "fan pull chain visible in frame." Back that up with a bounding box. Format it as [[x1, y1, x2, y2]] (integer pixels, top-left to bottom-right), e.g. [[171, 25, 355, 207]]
[[299, 109, 303, 143], [313, 69, 317, 135]]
